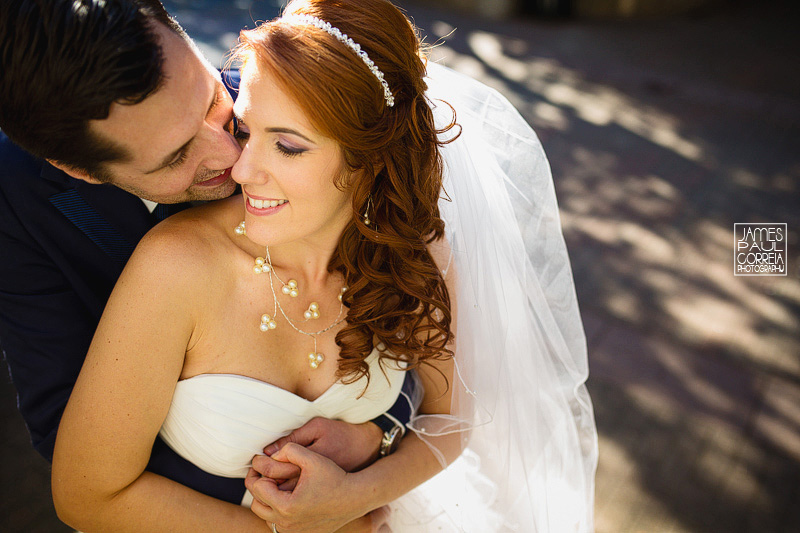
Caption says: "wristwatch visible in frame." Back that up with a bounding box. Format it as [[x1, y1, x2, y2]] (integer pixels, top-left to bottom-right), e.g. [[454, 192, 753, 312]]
[[373, 414, 404, 457]]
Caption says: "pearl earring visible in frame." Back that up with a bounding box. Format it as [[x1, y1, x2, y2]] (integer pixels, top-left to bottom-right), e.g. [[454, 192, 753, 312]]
[[234, 221, 246, 235], [304, 302, 320, 320], [363, 196, 373, 226]]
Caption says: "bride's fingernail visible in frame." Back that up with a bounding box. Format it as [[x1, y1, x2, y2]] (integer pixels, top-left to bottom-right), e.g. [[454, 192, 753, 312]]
[[264, 444, 278, 455]]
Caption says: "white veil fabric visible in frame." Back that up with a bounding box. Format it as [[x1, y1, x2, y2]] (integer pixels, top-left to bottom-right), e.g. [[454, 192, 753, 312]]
[[385, 63, 598, 532]]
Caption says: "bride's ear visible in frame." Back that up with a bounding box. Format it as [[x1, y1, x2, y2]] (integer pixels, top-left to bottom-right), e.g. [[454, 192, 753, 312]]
[[47, 160, 105, 184]]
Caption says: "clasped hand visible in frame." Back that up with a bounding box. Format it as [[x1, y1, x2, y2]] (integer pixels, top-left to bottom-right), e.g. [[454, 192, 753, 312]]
[[246, 417, 388, 532]]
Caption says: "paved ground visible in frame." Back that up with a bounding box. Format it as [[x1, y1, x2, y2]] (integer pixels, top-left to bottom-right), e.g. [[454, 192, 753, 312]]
[[2, 1, 798, 531]]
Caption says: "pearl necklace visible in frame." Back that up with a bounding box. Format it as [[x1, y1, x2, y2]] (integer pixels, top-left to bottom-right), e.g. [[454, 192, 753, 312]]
[[236, 222, 347, 369]]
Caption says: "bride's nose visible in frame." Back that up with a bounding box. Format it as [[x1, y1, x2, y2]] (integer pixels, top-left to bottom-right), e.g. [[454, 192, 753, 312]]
[[231, 143, 267, 185]]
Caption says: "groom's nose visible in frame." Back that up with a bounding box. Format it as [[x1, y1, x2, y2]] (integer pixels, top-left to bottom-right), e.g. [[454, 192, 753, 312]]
[[200, 116, 242, 172]]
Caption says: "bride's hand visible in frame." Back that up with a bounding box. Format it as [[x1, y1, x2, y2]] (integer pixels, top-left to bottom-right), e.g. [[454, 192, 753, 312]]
[[247, 443, 368, 532], [263, 417, 383, 473]]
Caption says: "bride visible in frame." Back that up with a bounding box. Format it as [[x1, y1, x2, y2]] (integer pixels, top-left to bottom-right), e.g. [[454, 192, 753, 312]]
[[52, 0, 597, 531]]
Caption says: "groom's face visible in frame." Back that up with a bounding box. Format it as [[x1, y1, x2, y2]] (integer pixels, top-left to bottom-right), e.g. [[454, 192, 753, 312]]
[[84, 23, 241, 204]]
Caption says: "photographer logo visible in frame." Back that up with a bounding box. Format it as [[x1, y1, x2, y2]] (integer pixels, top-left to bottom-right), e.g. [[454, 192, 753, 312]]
[[734, 223, 787, 276]]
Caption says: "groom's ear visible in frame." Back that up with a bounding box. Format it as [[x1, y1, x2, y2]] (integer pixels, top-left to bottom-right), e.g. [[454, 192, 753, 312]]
[[47, 160, 105, 185]]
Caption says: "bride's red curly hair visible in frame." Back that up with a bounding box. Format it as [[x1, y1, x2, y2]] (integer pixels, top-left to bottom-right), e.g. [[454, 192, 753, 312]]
[[232, 0, 458, 382]]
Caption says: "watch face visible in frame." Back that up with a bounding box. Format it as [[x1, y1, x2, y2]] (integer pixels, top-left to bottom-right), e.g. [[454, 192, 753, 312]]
[[380, 425, 403, 456]]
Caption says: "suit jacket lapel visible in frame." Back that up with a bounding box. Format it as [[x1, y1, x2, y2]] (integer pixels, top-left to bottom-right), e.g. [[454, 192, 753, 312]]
[[42, 164, 152, 265]]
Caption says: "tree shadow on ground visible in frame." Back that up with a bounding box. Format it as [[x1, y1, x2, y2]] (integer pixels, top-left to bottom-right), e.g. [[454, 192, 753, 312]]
[[400, 1, 800, 531]]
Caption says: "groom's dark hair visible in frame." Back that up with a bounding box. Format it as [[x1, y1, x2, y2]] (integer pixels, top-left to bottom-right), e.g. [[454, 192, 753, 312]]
[[0, 0, 185, 180]]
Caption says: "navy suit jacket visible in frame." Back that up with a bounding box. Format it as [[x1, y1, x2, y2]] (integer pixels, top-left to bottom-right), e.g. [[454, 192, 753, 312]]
[[0, 70, 245, 503], [0, 131, 248, 503]]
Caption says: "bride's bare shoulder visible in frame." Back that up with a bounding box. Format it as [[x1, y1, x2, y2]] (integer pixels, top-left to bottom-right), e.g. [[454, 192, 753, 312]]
[[126, 195, 241, 280]]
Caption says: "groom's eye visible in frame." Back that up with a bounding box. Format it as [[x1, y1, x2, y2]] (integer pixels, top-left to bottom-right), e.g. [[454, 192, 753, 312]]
[[167, 150, 189, 169], [233, 116, 251, 144]]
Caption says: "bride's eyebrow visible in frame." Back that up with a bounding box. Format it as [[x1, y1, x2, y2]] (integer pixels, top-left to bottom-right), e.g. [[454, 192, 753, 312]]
[[265, 127, 315, 144], [233, 111, 315, 145]]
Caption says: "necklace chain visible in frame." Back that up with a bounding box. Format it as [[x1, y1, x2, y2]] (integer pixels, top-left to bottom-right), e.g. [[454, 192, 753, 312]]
[[265, 246, 346, 337], [236, 221, 347, 369], [263, 245, 347, 369]]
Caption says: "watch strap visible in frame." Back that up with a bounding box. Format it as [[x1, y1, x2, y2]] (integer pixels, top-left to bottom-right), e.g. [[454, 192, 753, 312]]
[[371, 412, 405, 437]]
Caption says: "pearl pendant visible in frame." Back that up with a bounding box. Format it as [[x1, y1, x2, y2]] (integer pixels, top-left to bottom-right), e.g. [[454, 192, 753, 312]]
[[234, 221, 246, 235], [281, 279, 299, 298], [253, 257, 270, 274], [304, 302, 320, 320], [308, 352, 325, 369], [259, 314, 278, 331]]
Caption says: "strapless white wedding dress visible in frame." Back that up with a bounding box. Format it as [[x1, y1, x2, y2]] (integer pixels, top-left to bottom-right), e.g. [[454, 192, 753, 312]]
[[159, 349, 407, 506], [158, 349, 504, 531]]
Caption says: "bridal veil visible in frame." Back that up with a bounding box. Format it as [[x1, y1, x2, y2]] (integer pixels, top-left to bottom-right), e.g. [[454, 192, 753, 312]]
[[388, 62, 598, 532]]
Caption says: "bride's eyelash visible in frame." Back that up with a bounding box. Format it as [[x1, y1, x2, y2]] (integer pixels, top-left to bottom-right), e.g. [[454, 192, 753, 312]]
[[233, 116, 304, 157], [276, 142, 305, 157]]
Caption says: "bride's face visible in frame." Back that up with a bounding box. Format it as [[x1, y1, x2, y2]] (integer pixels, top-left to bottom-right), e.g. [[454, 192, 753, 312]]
[[231, 61, 352, 248]]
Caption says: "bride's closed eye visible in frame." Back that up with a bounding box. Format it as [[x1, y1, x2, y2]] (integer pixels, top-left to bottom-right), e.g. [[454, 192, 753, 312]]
[[275, 140, 306, 157], [233, 117, 305, 158]]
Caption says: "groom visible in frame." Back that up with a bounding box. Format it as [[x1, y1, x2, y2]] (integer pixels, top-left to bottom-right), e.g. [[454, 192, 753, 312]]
[[0, 0, 409, 526]]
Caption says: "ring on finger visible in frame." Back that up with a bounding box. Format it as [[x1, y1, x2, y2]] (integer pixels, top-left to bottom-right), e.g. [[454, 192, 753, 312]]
[[271, 523, 279, 533]]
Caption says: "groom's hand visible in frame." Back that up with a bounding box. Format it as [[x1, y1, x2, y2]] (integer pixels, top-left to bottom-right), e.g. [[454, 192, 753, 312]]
[[247, 443, 370, 532], [263, 417, 382, 473]]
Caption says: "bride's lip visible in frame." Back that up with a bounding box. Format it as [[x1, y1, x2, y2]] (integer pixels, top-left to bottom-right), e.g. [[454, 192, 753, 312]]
[[244, 191, 288, 215], [195, 167, 232, 188]]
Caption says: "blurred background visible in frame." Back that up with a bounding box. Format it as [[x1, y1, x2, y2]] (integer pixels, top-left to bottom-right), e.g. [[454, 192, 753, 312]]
[[2, 0, 798, 531]]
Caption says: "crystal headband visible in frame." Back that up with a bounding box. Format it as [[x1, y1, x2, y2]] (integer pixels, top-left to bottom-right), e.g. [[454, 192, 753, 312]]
[[282, 14, 395, 107]]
